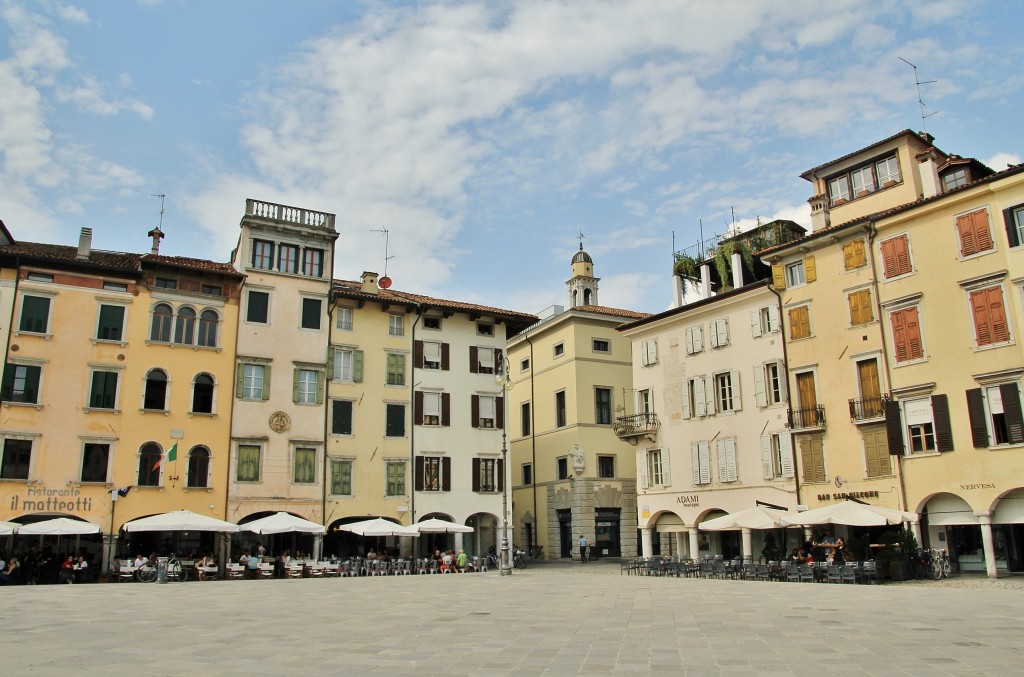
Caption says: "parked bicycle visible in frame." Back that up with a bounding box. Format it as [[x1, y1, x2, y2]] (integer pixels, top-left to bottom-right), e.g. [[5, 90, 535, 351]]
[[136, 554, 190, 582], [528, 544, 544, 560], [513, 549, 527, 569], [912, 548, 951, 580]]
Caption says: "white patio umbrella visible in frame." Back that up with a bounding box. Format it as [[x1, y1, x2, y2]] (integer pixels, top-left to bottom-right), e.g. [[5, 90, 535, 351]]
[[19, 517, 101, 536], [780, 501, 918, 527], [241, 512, 325, 535], [410, 518, 474, 534], [123, 509, 241, 533], [0, 520, 20, 536], [336, 517, 418, 537], [699, 506, 791, 531]]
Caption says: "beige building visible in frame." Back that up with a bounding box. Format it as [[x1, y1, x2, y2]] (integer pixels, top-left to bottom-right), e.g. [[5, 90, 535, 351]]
[[507, 247, 645, 560]]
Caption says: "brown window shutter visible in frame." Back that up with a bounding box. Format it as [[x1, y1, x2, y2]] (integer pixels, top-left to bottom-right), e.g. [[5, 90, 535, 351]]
[[880, 238, 897, 278], [441, 456, 451, 491], [441, 343, 450, 371], [971, 210, 993, 252], [441, 392, 451, 426], [469, 346, 478, 373], [894, 235, 911, 275], [414, 391, 424, 425], [965, 388, 989, 448], [414, 340, 424, 368], [970, 289, 993, 345], [497, 396, 504, 429], [497, 458, 504, 492], [472, 458, 481, 492], [415, 456, 425, 491], [885, 399, 905, 456], [957, 212, 977, 256], [891, 309, 908, 361], [932, 394, 954, 452], [1003, 207, 1020, 247], [1000, 383, 1024, 444], [905, 308, 922, 359], [972, 287, 1009, 344], [471, 394, 480, 428]]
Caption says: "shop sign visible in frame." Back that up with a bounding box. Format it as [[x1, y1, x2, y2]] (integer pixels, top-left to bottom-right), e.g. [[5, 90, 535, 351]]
[[959, 483, 995, 490], [816, 490, 880, 501], [9, 485, 95, 513], [675, 494, 700, 507]]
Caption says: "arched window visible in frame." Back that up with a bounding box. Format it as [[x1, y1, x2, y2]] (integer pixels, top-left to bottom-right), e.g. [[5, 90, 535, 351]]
[[197, 309, 219, 347], [175, 307, 196, 345], [137, 442, 162, 486], [187, 446, 210, 488], [143, 369, 168, 411], [192, 374, 214, 414], [583, 289, 592, 305], [151, 303, 173, 342]]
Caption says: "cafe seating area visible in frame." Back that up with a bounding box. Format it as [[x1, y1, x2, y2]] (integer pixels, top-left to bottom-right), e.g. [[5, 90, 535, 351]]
[[621, 555, 879, 584]]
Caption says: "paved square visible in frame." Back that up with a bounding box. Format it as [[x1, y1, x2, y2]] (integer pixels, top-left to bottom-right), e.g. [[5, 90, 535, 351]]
[[1, 562, 1021, 676]]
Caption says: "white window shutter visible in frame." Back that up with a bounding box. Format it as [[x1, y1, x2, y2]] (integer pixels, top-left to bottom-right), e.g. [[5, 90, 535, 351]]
[[694, 326, 704, 352], [753, 365, 767, 407], [779, 434, 795, 478], [639, 450, 650, 488], [685, 328, 695, 355], [650, 340, 658, 364], [681, 381, 691, 420], [709, 322, 719, 348], [761, 436, 774, 479], [704, 375, 716, 416], [717, 439, 728, 481], [750, 309, 762, 338], [768, 305, 780, 333], [699, 441, 711, 485], [694, 376, 707, 417], [691, 443, 701, 485], [725, 438, 737, 482], [731, 369, 742, 411], [661, 447, 671, 487], [640, 341, 649, 366], [777, 361, 788, 402], [719, 319, 730, 347]]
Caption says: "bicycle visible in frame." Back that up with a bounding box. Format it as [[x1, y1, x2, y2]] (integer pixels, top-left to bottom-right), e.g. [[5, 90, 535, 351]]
[[930, 548, 951, 580], [528, 544, 544, 560], [136, 554, 190, 582], [513, 549, 527, 569]]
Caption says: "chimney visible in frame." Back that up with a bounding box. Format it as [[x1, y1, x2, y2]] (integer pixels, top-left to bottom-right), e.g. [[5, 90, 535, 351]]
[[76, 228, 93, 260], [808, 194, 830, 232], [147, 227, 165, 255], [360, 271, 379, 294], [916, 148, 942, 199]]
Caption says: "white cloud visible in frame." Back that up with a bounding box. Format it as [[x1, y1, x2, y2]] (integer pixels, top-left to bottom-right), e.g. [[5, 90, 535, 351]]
[[57, 5, 89, 24], [984, 152, 1022, 170], [596, 272, 664, 312]]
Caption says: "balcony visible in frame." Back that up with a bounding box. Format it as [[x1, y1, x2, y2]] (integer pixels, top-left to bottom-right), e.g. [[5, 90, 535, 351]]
[[848, 395, 889, 423], [788, 405, 826, 431], [613, 413, 661, 442]]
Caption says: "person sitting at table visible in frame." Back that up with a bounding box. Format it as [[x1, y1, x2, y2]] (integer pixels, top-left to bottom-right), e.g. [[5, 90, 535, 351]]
[[828, 537, 849, 564], [441, 550, 454, 573], [246, 551, 261, 578], [0, 557, 19, 585], [195, 554, 211, 581], [366, 549, 377, 561], [73, 555, 89, 583], [59, 555, 75, 583], [134, 553, 149, 568], [789, 548, 803, 564], [456, 549, 468, 573]]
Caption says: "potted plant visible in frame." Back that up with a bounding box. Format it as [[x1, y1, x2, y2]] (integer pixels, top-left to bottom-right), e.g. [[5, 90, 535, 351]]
[[878, 527, 917, 581]]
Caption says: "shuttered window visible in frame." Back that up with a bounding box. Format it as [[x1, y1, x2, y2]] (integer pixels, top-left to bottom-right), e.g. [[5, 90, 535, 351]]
[[690, 442, 710, 485], [880, 234, 912, 278], [969, 286, 1009, 346], [788, 305, 811, 340], [848, 289, 873, 326], [956, 209, 994, 257], [890, 307, 923, 362], [843, 240, 867, 270], [863, 429, 892, 477], [716, 438, 738, 483], [800, 437, 826, 483]]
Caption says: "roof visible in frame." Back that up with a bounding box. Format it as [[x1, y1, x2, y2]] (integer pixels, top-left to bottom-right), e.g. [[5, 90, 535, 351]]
[[572, 304, 650, 320], [800, 129, 938, 180], [0, 241, 142, 273], [571, 247, 593, 264], [616, 280, 770, 332], [142, 254, 244, 278]]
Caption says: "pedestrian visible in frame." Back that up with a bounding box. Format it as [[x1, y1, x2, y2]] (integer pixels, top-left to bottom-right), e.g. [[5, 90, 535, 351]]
[[578, 534, 588, 563]]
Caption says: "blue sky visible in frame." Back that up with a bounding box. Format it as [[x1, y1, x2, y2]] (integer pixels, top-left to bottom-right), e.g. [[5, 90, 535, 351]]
[[2, 1, 1022, 315]]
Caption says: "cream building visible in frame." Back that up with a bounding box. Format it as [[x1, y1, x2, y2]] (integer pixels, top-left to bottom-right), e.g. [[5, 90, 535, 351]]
[[507, 247, 645, 560]]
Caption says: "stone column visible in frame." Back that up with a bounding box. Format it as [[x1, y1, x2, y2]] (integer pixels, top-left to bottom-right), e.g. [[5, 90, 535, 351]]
[[689, 530, 700, 559], [313, 534, 323, 561], [675, 530, 688, 557], [741, 528, 753, 563], [909, 520, 922, 547], [454, 532, 464, 554], [977, 514, 998, 579], [101, 533, 117, 577], [640, 527, 653, 559]]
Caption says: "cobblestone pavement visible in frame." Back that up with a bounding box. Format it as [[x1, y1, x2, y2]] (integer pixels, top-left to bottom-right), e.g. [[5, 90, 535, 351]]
[[1, 560, 1021, 676]]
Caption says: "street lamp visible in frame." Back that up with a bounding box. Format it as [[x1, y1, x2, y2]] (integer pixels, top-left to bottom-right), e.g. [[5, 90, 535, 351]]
[[495, 357, 512, 576]]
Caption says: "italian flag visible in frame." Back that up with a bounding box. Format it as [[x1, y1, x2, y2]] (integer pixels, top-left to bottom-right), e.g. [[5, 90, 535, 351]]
[[153, 443, 178, 471]]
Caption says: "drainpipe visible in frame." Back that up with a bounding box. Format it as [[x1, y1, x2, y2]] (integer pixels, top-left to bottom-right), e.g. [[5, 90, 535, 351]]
[[524, 332, 538, 554], [409, 310, 422, 525], [321, 285, 336, 537], [768, 282, 801, 507]]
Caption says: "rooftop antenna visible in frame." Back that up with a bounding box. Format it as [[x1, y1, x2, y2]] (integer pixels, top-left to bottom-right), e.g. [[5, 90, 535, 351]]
[[897, 57, 938, 135], [370, 227, 394, 288], [148, 193, 166, 255]]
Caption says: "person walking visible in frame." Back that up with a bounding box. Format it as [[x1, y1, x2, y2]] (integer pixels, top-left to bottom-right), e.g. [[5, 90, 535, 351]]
[[578, 535, 588, 563]]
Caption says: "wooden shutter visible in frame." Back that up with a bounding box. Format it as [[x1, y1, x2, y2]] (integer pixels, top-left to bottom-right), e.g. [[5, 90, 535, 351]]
[[441, 456, 451, 491], [804, 255, 816, 282], [843, 240, 866, 270], [326, 348, 335, 379], [414, 340, 424, 368], [884, 399, 905, 455], [957, 209, 992, 257], [471, 394, 480, 428], [441, 392, 451, 426], [414, 391, 424, 425], [864, 428, 880, 477], [291, 368, 300, 403], [753, 365, 767, 407], [681, 381, 692, 419], [966, 388, 988, 448], [698, 442, 710, 485], [779, 434, 794, 478], [472, 458, 481, 492], [970, 287, 1009, 346], [262, 366, 271, 400], [315, 371, 324, 404], [235, 363, 244, 399], [848, 290, 872, 325], [1003, 207, 1021, 248], [352, 350, 364, 383], [750, 309, 762, 338], [691, 443, 701, 485], [730, 370, 742, 411], [1001, 383, 1024, 444], [703, 375, 716, 416], [891, 307, 922, 361], [469, 346, 478, 373], [638, 451, 649, 489], [771, 263, 786, 289], [415, 456, 425, 491], [932, 394, 954, 452], [441, 343, 450, 371], [496, 396, 504, 429], [661, 447, 671, 487], [685, 327, 695, 353], [761, 436, 773, 479], [788, 306, 810, 340]]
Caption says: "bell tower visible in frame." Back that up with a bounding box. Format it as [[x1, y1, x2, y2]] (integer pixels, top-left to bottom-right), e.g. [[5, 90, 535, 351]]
[[566, 239, 599, 308]]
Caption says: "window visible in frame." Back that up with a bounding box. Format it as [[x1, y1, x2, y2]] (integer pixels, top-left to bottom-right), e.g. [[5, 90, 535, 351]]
[[27, 272, 53, 283], [785, 261, 806, 287], [246, 290, 269, 323], [827, 154, 900, 204], [598, 455, 615, 478], [333, 348, 362, 383], [555, 391, 566, 427], [96, 304, 126, 341], [876, 156, 901, 185], [956, 209, 994, 258], [19, 295, 51, 334], [252, 239, 274, 269], [906, 399, 936, 453], [386, 353, 405, 386], [331, 399, 354, 435], [788, 305, 811, 340], [174, 307, 196, 345], [422, 392, 442, 426], [336, 308, 353, 331], [385, 403, 405, 437], [201, 284, 221, 296], [681, 375, 711, 419], [422, 341, 442, 370], [880, 234, 913, 278], [293, 447, 316, 484], [850, 165, 874, 196], [81, 443, 110, 483], [1004, 204, 1024, 247], [717, 438, 738, 483], [754, 361, 785, 407], [709, 319, 729, 348], [103, 281, 128, 292], [649, 448, 670, 486], [474, 394, 496, 428], [520, 358, 530, 371], [301, 298, 322, 330], [685, 326, 704, 354], [969, 286, 1010, 347], [890, 306, 924, 362], [278, 244, 299, 274], [522, 463, 532, 485], [843, 240, 867, 270], [237, 444, 261, 482], [150, 303, 173, 341], [473, 458, 500, 492], [641, 339, 658, 365], [187, 447, 210, 488], [143, 369, 168, 411], [521, 402, 531, 436], [477, 323, 493, 336], [553, 342, 565, 357], [294, 369, 321, 405], [848, 289, 874, 326], [943, 168, 968, 191], [967, 383, 1024, 447], [761, 433, 794, 480], [303, 248, 324, 277], [637, 388, 653, 415], [473, 346, 496, 374], [799, 437, 826, 483], [389, 314, 404, 336], [330, 459, 352, 495], [2, 364, 41, 404], [137, 443, 162, 487], [595, 387, 612, 425], [88, 370, 118, 409], [757, 306, 781, 335], [828, 175, 850, 205], [197, 309, 218, 347], [192, 374, 214, 414], [885, 395, 953, 457], [423, 317, 441, 330], [417, 456, 448, 492], [386, 461, 406, 495], [592, 338, 610, 353], [154, 277, 177, 290], [714, 371, 741, 413], [1, 439, 32, 479], [238, 364, 268, 400], [556, 457, 569, 480]]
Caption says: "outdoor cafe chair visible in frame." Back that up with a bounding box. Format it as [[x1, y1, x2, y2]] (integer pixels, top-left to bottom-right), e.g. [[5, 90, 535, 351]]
[[226, 564, 244, 580], [755, 564, 771, 581], [323, 562, 340, 577], [741, 562, 757, 580], [798, 564, 815, 583], [258, 563, 274, 579], [786, 563, 801, 583], [712, 561, 728, 579], [826, 565, 842, 584], [286, 563, 304, 579], [117, 561, 136, 582], [841, 564, 858, 584], [307, 563, 325, 578], [861, 560, 878, 584]]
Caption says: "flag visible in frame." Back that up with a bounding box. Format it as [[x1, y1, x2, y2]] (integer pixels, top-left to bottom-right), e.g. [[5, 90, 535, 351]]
[[117, 486, 132, 497], [152, 443, 178, 471]]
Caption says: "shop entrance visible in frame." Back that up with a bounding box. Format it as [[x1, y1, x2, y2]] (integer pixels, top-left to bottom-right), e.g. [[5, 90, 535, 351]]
[[594, 508, 621, 558], [557, 509, 572, 558]]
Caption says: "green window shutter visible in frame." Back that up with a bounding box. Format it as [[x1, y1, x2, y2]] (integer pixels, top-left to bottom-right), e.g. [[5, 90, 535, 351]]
[[235, 364, 244, 399], [327, 348, 335, 379], [262, 365, 271, 400], [292, 369, 300, 403], [353, 350, 364, 383], [316, 371, 324, 404]]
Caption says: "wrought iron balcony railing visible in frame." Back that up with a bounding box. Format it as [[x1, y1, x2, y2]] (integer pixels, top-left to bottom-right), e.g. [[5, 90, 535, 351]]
[[788, 405, 826, 430], [848, 395, 889, 422], [612, 413, 661, 440]]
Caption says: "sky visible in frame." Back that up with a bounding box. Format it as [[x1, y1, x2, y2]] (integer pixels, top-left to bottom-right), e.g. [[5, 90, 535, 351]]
[[2, 1, 1022, 316]]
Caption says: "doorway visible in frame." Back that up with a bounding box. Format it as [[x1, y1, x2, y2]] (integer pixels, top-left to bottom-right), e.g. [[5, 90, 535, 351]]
[[557, 509, 572, 558]]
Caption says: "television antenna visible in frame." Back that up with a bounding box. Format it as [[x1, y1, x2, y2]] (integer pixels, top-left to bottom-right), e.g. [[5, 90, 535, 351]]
[[151, 193, 166, 229], [897, 57, 938, 134], [371, 227, 394, 288]]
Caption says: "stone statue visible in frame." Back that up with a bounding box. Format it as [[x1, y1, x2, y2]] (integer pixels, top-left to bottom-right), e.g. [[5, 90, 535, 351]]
[[570, 443, 585, 473]]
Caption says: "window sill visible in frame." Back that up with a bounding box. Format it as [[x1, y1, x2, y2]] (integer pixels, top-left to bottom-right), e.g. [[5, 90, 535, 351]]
[[882, 271, 915, 282], [328, 493, 354, 499], [13, 331, 52, 340], [83, 406, 118, 414], [893, 357, 928, 368], [2, 401, 43, 410], [140, 409, 170, 416], [92, 339, 128, 347], [182, 487, 214, 493], [988, 443, 1024, 451], [958, 249, 997, 263], [189, 412, 217, 418], [973, 340, 1015, 352], [329, 433, 354, 438], [903, 451, 940, 459]]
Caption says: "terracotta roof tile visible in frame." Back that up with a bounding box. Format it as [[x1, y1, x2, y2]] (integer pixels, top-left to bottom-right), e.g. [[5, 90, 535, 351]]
[[0, 241, 142, 272], [142, 254, 244, 277], [572, 304, 650, 320], [333, 279, 537, 324]]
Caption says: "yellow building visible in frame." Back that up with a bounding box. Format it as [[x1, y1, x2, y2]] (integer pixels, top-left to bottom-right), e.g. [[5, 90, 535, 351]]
[[507, 247, 646, 560]]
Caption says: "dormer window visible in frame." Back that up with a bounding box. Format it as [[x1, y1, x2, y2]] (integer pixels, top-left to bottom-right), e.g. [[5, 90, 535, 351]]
[[943, 168, 969, 192], [423, 317, 441, 330], [827, 154, 901, 205]]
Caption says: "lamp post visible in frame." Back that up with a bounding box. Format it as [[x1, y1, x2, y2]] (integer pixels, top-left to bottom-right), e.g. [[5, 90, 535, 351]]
[[495, 358, 512, 576]]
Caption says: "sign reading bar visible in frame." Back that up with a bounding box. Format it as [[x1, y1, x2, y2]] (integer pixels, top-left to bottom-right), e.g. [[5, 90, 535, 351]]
[[816, 490, 880, 502]]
